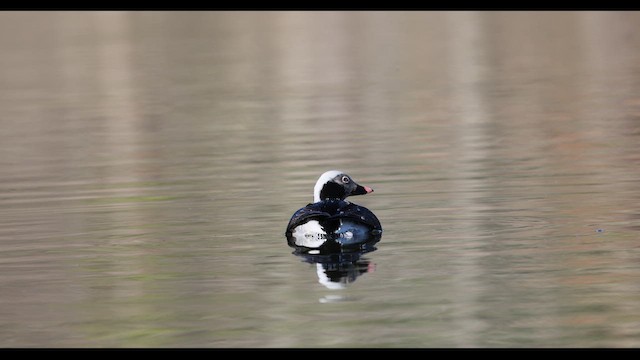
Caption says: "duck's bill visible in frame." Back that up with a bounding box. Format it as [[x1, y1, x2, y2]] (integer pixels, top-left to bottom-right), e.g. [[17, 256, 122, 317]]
[[351, 184, 374, 196]]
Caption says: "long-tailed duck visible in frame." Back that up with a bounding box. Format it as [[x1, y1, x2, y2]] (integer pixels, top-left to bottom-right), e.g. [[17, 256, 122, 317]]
[[286, 170, 382, 252]]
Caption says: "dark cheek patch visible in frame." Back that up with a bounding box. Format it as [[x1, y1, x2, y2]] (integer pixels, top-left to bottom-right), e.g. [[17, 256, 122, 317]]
[[320, 182, 346, 200]]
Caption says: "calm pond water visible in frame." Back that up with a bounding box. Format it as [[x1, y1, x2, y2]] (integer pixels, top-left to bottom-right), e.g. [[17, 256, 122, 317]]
[[2, 11, 640, 348]]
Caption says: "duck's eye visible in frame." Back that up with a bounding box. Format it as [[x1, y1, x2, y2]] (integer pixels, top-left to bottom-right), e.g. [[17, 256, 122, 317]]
[[341, 176, 350, 184]]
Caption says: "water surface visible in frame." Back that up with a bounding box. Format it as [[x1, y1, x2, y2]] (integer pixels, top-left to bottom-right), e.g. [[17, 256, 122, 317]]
[[1, 11, 640, 347]]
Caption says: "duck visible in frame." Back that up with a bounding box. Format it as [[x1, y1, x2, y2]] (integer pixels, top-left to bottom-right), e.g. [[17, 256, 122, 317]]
[[286, 170, 382, 252]]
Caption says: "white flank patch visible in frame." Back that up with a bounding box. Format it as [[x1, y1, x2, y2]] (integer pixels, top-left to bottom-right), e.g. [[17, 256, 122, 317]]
[[291, 220, 327, 248]]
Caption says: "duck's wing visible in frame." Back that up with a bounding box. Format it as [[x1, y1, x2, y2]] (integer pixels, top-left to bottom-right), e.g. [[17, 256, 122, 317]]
[[329, 202, 382, 232], [285, 203, 331, 234]]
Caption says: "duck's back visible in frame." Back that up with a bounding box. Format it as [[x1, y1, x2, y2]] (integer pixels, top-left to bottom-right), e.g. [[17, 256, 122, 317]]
[[286, 200, 381, 232]]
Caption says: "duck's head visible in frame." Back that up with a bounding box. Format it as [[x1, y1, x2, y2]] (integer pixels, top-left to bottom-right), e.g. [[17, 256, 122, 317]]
[[313, 170, 374, 203]]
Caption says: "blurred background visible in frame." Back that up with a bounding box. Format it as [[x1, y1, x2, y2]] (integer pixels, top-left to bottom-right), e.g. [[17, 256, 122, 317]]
[[1, 11, 640, 347]]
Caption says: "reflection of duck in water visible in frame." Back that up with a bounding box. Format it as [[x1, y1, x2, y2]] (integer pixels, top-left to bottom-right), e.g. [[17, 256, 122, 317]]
[[294, 247, 377, 290], [286, 170, 382, 252]]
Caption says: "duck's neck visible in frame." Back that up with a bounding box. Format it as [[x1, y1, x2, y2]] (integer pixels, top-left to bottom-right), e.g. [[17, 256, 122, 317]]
[[314, 182, 346, 203], [313, 170, 343, 203]]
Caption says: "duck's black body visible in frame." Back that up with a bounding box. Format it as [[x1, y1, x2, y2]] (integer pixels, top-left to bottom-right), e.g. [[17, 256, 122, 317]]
[[287, 199, 381, 236], [285, 170, 382, 252], [286, 199, 382, 251]]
